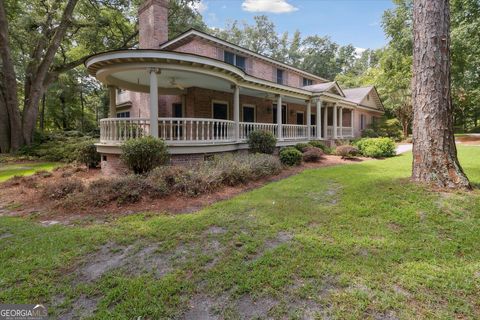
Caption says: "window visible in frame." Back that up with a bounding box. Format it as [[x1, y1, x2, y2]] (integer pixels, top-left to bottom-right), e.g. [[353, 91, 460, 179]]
[[212, 101, 228, 120], [116, 111, 130, 118], [296, 112, 304, 125], [242, 105, 255, 122], [360, 114, 366, 130], [303, 78, 313, 86], [224, 51, 246, 71], [272, 104, 287, 124], [277, 69, 284, 85]]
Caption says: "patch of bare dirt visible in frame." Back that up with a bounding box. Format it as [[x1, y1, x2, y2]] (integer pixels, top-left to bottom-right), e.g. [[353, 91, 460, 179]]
[[456, 134, 480, 145], [57, 295, 99, 320], [0, 156, 368, 224]]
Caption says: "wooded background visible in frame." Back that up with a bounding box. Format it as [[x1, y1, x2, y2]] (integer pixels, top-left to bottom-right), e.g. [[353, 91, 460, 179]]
[[0, 0, 479, 152]]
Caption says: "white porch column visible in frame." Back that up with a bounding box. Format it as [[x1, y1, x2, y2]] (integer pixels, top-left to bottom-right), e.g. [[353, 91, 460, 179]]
[[108, 86, 117, 118], [316, 99, 322, 140], [149, 68, 159, 138], [233, 85, 240, 141], [333, 103, 338, 139], [351, 109, 355, 137], [276, 95, 283, 140], [339, 106, 343, 138], [323, 104, 328, 139], [306, 100, 312, 140]]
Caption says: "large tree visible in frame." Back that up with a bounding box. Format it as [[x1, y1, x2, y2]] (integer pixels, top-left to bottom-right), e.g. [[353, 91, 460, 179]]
[[411, 0, 470, 189], [0, 0, 204, 152]]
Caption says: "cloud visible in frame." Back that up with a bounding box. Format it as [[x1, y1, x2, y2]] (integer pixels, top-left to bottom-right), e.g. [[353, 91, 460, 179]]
[[190, 0, 208, 14], [354, 47, 367, 58], [241, 0, 298, 14]]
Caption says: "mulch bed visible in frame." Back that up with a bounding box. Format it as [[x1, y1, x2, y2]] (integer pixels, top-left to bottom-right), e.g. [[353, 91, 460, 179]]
[[0, 155, 369, 224]]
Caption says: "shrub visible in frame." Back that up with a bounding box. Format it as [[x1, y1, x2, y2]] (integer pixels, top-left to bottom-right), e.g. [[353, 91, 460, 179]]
[[355, 137, 396, 158], [302, 147, 324, 162], [82, 175, 148, 206], [4, 175, 38, 188], [121, 136, 169, 174], [294, 143, 310, 153], [308, 140, 332, 154], [76, 142, 101, 168], [43, 178, 84, 200], [248, 130, 277, 154], [362, 118, 403, 141], [213, 153, 282, 185], [335, 145, 359, 159], [279, 147, 303, 166], [19, 132, 99, 162]]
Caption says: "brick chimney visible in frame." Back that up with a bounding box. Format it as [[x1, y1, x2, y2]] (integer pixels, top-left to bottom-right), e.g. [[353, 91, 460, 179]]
[[138, 0, 169, 49]]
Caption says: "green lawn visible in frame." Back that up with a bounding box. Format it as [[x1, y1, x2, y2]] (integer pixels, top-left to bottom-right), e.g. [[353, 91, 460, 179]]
[[1, 147, 480, 319], [0, 162, 59, 182]]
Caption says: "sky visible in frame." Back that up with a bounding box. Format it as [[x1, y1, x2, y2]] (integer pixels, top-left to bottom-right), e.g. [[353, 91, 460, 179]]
[[193, 0, 395, 50]]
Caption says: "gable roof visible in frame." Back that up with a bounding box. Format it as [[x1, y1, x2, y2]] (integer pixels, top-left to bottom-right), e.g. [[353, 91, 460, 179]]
[[302, 81, 345, 97], [343, 86, 384, 110], [160, 28, 329, 83]]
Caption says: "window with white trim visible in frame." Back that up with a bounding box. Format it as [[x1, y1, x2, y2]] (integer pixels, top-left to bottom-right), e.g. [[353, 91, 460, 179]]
[[117, 111, 130, 118], [224, 51, 246, 71], [360, 114, 366, 130], [302, 78, 313, 86]]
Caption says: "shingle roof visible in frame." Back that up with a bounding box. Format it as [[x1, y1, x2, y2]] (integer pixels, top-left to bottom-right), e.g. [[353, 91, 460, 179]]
[[343, 86, 374, 104], [302, 82, 336, 93]]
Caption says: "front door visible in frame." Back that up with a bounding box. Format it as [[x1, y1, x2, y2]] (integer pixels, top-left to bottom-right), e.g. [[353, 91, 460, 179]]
[[172, 103, 183, 118]]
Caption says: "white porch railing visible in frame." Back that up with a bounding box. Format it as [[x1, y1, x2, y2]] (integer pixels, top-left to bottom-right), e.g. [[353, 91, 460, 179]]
[[283, 124, 308, 140], [239, 122, 277, 140], [99, 118, 355, 145], [159, 118, 235, 143], [325, 126, 354, 139], [100, 118, 235, 144], [100, 118, 151, 143]]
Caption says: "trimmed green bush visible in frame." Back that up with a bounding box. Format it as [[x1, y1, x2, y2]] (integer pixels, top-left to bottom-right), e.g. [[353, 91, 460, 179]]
[[248, 130, 277, 154], [279, 147, 303, 166], [121, 136, 169, 174], [308, 140, 332, 154], [355, 137, 396, 158], [335, 145, 359, 159], [302, 147, 324, 162], [76, 142, 101, 168], [294, 143, 310, 153]]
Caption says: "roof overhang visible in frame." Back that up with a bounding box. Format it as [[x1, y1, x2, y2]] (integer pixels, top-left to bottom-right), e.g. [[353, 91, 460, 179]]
[[85, 50, 313, 100], [160, 29, 329, 83]]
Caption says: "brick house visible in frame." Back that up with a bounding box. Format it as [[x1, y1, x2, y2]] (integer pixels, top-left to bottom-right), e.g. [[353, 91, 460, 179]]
[[85, 0, 384, 173]]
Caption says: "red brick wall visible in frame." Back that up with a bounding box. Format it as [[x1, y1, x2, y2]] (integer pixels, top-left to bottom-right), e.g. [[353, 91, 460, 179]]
[[138, 0, 168, 49]]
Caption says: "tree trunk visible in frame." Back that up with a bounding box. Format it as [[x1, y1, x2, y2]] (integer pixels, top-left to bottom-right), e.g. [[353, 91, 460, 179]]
[[40, 93, 46, 132], [0, 84, 11, 152], [412, 0, 470, 189], [0, 0, 23, 151], [21, 0, 78, 144]]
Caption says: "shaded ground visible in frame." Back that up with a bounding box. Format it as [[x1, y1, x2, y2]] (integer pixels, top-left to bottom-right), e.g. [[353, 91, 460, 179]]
[[0, 155, 367, 224], [1, 147, 480, 319]]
